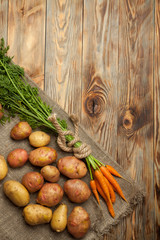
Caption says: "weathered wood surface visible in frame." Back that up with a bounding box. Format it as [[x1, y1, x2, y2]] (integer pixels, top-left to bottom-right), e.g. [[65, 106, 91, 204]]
[[0, 0, 159, 239]]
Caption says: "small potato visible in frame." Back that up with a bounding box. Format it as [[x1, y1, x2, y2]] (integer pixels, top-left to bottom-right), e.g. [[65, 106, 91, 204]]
[[57, 156, 87, 179], [36, 183, 63, 207], [64, 179, 91, 203], [0, 155, 8, 180], [41, 165, 60, 183], [29, 147, 57, 167], [10, 121, 32, 140], [51, 204, 67, 232], [7, 148, 28, 168], [67, 206, 91, 239], [29, 131, 51, 147], [23, 204, 52, 226], [0, 104, 4, 119], [22, 172, 44, 193], [3, 180, 30, 207]]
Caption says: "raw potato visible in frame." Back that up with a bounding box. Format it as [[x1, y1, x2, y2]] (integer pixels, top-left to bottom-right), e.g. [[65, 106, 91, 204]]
[[41, 165, 60, 182], [51, 204, 67, 232], [64, 179, 91, 203], [36, 183, 63, 207], [57, 156, 87, 179], [29, 131, 51, 147], [29, 147, 57, 167], [0, 155, 8, 180], [7, 148, 28, 168], [0, 103, 3, 119], [3, 180, 30, 207], [67, 206, 91, 239], [22, 172, 44, 193], [10, 121, 32, 140], [23, 204, 52, 226]]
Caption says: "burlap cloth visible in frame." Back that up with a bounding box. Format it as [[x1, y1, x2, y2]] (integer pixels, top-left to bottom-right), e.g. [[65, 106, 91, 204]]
[[0, 73, 145, 240]]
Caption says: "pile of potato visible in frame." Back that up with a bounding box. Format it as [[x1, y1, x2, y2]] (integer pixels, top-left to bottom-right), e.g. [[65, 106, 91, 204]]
[[0, 121, 91, 239]]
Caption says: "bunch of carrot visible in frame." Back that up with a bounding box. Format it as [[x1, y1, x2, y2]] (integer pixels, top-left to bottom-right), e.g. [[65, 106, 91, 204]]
[[86, 156, 127, 218]]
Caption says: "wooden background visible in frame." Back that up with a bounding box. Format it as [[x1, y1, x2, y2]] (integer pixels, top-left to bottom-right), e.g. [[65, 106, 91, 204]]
[[0, 0, 159, 239]]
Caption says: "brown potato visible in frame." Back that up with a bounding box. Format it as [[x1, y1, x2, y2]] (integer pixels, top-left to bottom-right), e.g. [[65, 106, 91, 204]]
[[29, 131, 51, 147], [23, 204, 52, 226], [10, 121, 32, 140], [41, 165, 60, 183], [36, 183, 63, 207], [22, 171, 44, 193], [64, 179, 91, 203], [7, 148, 28, 168], [3, 180, 30, 207], [0, 104, 4, 119], [0, 155, 8, 180], [57, 156, 87, 179], [51, 204, 67, 232], [29, 147, 57, 167], [67, 206, 91, 239]]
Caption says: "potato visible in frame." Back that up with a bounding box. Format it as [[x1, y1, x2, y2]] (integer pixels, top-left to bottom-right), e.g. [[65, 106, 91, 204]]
[[23, 204, 52, 226], [67, 206, 91, 239], [64, 179, 91, 203], [10, 121, 32, 140], [36, 183, 63, 207], [29, 147, 57, 167], [0, 155, 8, 180], [29, 131, 51, 147], [0, 103, 4, 119], [41, 165, 60, 183], [7, 148, 28, 168], [22, 172, 44, 193], [57, 156, 87, 179], [51, 204, 67, 232], [3, 180, 30, 207]]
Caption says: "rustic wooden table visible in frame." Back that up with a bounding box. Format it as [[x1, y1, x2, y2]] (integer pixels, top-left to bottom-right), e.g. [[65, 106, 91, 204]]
[[0, 0, 159, 239]]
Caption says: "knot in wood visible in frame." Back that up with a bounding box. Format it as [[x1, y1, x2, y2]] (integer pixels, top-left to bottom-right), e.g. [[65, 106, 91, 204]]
[[84, 95, 104, 117], [123, 110, 134, 130]]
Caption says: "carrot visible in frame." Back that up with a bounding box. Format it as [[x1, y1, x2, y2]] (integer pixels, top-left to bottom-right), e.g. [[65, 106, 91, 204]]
[[94, 169, 111, 202], [106, 165, 131, 183], [95, 179, 115, 218], [90, 180, 100, 204], [104, 177, 116, 203], [100, 166, 127, 202]]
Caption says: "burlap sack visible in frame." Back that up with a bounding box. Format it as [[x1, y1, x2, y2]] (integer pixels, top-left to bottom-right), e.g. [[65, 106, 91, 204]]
[[0, 73, 145, 240]]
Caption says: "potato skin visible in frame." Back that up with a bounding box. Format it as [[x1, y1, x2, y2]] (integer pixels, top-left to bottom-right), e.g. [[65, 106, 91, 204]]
[[7, 148, 28, 168], [10, 121, 32, 140], [3, 180, 30, 207], [51, 204, 67, 232], [23, 204, 52, 226], [36, 183, 63, 207], [22, 172, 44, 193], [29, 147, 57, 167], [67, 206, 91, 239], [57, 156, 87, 179], [64, 179, 91, 203], [0, 155, 8, 180], [29, 131, 51, 147], [41, 165, 60, 183], [0, 104, 3, 119]]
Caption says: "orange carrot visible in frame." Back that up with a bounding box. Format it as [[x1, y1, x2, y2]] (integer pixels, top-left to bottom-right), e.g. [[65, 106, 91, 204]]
[[104, 177, 116, 203], [100, 166, 127, 202], [106, 165, 123, 178], [95, 179, 115, 218], [90, 180, 100, 204]]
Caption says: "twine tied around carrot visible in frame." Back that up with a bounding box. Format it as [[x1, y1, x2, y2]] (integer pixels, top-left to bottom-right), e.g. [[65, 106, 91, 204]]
[[48, 114, 92, 159]]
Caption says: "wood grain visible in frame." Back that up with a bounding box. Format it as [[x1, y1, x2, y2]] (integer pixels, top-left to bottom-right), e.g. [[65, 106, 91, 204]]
[[7, 0, 46, 89], [0, 0, 8, 42], [45, 0, 83, 117], [118, 1, 154, 240], [155, 0, 160, 239]]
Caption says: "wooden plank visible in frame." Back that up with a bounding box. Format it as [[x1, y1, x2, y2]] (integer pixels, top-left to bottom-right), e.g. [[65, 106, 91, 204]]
[[7, 0, 46, 89], [82, 0, 119, 159], [0, 0, 8, 42], [117, 0, 154, 239], [154, 0, 160, 239], [45, 0, 83, 117]]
